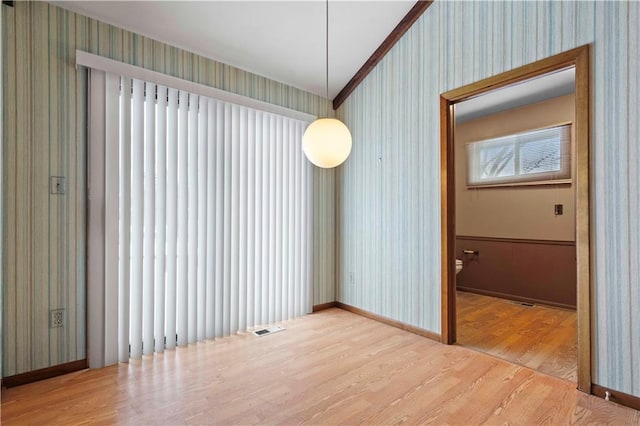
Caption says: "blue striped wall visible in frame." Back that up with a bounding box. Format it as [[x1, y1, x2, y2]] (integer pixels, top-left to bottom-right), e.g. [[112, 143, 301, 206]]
[[1, 1, 334, 376], [336, 0, 639, 397]]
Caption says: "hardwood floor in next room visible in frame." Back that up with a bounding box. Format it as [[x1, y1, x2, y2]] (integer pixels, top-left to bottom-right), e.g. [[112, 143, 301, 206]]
[[456, 290, 577, 382], [3, 308, 637, 425]]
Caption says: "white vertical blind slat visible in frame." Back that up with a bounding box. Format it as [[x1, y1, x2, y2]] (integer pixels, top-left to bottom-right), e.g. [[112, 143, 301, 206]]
[[142, 82, 156, 356], [238, 107, 248, 332], [130, 78, 145, 359], [261, 113, 271, 326], [294, 122, 302, 315], [268, 116, 277, 324], [286, 121, 295, 319], [246, 109, 256, 329], [222, 103, 232, 336], [103, 72, 120, 365], [305, 143, 313, 314], [254, 111, 265, 326], [230, 105, 240, 335], [275, 117, 283, 322], [176, 90, 189, 347], [154, 85, 168, 354], [205, 99, 216, 339], [118, 77, 132, 362], [298, 125, 310, 314], [294, 120, 302, 317], [282, 120, 290, 321], [87, 70, 106, 369], [165, 87, 179, 350], [197, 98, 208, 341], [187, 94, 199, 344], [214, 101, 225, 338]]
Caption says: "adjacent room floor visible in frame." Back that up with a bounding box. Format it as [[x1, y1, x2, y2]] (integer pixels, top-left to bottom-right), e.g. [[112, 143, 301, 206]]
[[2, 308, 636, 425], [456, 290, 577, 382]]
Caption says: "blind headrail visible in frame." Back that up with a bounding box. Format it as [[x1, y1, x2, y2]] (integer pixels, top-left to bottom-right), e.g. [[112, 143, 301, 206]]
[[76, 50, 316, 123]]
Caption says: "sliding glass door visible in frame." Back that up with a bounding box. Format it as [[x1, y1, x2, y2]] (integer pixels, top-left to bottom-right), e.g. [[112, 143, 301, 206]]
[[87, 69, 313, 367]]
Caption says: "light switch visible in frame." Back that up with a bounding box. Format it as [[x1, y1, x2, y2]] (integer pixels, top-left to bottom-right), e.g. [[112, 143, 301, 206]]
[[50, 176, 66, 195], [554, 204, 563, 216]]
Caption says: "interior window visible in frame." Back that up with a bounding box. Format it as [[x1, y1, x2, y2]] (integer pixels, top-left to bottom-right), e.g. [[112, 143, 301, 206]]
[[466, 123, 571, 187]]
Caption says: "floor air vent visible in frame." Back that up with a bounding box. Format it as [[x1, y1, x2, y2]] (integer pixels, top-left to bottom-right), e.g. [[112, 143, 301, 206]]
[[511, 301, 535, 307], [252, 325, 285, 337]]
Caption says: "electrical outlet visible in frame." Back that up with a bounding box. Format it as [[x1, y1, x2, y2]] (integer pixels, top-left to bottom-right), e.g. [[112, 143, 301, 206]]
[[51, 309, 65, 328]]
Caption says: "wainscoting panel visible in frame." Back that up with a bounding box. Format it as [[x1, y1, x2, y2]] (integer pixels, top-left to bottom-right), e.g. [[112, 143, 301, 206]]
[[456, 236, 576, 309], [336, 1, 640, 397]]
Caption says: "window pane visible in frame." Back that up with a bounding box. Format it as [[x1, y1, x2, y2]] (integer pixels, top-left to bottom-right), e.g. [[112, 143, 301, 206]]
[[467, 124, 570, 187], [519, 138, 561, 175], [480, 145, 515, 178]]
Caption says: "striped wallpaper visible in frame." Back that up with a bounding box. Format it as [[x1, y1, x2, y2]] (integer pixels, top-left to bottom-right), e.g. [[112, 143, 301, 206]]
[[336, 1, 639, 397], [2, 1, 334, 377]]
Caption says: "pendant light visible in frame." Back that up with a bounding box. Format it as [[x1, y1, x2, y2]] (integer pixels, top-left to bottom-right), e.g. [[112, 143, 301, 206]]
[[302, 0, 352, 168]]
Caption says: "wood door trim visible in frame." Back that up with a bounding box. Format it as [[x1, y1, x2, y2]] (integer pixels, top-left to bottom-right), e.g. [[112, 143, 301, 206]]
[[592, 384, 640, 411], [332, 1, 434, 110], [440, 95, 456, 344], [439, 45, 592, 393], [574, 45, 592, 393]]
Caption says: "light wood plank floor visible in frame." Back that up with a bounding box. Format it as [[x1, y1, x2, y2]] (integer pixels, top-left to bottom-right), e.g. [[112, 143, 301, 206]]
[[456, 291, 577, 382], [2, 308, 638, 425]]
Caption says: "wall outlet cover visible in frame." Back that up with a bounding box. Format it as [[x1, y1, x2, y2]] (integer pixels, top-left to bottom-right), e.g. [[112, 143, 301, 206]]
[[51, 308, 65, 328]]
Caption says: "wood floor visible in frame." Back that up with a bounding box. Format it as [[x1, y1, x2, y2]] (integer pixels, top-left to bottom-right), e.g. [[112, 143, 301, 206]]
[[456, 290, 577, 382], [2, 308, 638, 425]]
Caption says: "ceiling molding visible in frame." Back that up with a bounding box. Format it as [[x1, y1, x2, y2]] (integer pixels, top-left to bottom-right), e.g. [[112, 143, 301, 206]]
[[332, 0, 434, 110]]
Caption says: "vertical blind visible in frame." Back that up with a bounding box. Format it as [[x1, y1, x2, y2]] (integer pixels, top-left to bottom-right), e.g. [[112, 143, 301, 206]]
[[88, 70, 313, 367]]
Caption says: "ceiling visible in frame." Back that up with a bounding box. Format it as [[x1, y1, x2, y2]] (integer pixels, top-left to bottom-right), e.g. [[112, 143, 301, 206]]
[[52, 1, 417, 99], [455, 68, 576, 123]]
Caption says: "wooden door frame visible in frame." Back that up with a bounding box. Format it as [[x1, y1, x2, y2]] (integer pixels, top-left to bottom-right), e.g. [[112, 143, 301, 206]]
[[439, 45, 592, 393]]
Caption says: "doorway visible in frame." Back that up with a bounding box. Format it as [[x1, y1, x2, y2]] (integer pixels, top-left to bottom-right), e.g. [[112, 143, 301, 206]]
[[439, 45, 591, 393]]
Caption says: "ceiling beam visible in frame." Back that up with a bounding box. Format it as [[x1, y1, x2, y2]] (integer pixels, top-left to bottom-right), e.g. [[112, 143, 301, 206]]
[[332, 0, 434, 110]]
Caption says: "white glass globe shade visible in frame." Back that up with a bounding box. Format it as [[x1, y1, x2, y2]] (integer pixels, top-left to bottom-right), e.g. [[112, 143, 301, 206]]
[[302, 118, 352, 168]]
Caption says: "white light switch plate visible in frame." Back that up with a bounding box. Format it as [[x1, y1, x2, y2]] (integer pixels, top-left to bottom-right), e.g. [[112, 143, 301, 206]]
[[50, 176, 66, 194]]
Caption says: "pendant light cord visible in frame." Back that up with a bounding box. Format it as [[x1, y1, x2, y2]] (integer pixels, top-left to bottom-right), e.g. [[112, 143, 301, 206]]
[[325, 0, 329, 100]]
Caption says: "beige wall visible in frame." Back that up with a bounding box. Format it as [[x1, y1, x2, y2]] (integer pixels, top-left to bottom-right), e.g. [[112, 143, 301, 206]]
[[455, 94, 576, 242]]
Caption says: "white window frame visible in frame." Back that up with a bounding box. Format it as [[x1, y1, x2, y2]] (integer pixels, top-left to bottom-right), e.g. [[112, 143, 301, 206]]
[[466, 123, 572, 188]]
